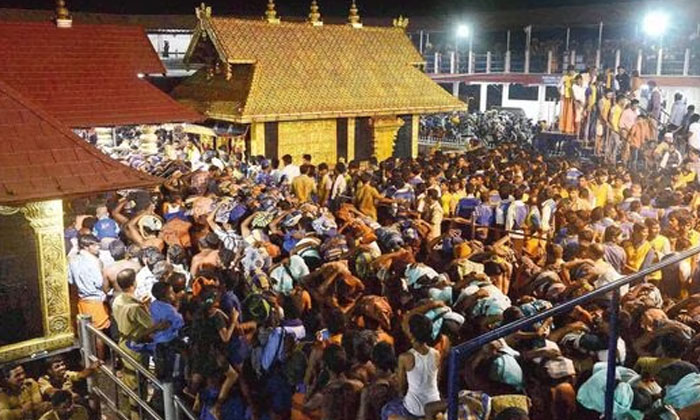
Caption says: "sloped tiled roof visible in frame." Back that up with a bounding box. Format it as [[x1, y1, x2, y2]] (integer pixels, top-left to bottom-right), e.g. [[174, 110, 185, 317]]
[[0, 8, 197, 30], [0, 21, 201, 127], [174, 16, 465, 122], [0, 79, 161, 205]]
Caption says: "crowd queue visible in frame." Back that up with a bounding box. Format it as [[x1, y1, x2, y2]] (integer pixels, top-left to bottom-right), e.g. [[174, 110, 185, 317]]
[[558, 65, 699, 169], [3, 104, 700, 420]]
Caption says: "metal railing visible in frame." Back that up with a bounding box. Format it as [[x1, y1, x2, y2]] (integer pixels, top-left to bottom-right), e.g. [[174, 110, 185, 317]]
[[77, 315, 198, 420], [445, 245, 700, 420], [425, 47, 700, 77]]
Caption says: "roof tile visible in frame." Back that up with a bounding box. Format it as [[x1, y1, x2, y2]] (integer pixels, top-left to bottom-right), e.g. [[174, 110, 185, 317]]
[[0, 79, 161, 205], [0, 21, 201, 127]]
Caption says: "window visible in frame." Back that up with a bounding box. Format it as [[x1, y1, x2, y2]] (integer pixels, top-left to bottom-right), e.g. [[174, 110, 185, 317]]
[[545, 86, 560, 101], [508, 84, 538, 101]]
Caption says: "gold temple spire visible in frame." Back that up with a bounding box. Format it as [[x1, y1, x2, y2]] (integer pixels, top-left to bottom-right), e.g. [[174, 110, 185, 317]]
[[265, 0, 281, 24], [195, 3, 212, 20], [348, 0, 362, 28], [393, 15, 409, 30], [55, 0, 72, 28], [308, 0, 322, 26]]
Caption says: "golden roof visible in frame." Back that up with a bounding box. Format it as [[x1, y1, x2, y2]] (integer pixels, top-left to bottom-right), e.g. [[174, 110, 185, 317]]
[[175, 11, 465, 123]]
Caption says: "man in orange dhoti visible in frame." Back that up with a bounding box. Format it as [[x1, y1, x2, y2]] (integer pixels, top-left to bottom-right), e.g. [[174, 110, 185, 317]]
[[558, 65, 576, 134]]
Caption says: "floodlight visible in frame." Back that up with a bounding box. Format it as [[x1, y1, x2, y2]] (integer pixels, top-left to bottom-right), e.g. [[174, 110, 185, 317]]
[[456, 24, 470, 39], [642, 11, 669, 37]]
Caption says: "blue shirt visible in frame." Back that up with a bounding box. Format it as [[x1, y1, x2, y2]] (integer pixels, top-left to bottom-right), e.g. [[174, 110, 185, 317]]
[[92, 217, 120, 240], [456, 197, 481, 218], [474, 203, 495, 226], [67, 250, 105, 301], [150, 300, 184, 344]]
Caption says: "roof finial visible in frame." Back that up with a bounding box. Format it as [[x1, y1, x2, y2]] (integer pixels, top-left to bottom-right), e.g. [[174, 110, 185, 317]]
[[55, 0, 72, 28], [393, 15, 409, 30], [265, 0, 281, 24], [195, 3, 212, 20], [308, 0, 322, 26], [348, 0, 362, 28]]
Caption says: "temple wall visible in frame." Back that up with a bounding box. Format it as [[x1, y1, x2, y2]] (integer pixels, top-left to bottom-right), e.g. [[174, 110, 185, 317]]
[[248, 115, 417, 164], [277, 119, 337, 164]]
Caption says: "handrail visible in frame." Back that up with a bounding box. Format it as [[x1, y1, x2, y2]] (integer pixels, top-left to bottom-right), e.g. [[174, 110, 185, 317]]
[[174, 396, 199, 420], [87, 353, 165, 420], [446, 244, 700, 420], [78, 315, 200, 420], [86, 323, 164, 390]]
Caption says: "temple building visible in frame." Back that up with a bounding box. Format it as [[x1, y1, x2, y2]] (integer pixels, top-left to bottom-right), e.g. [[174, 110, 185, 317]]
[[172, 2, 465, 163], [0, 3, 200, 142], [0, 2, 194, 362], [0, 79, 161, 362]]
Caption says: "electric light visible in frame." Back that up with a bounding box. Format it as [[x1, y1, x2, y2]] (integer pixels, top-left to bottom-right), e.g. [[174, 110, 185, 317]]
[[642, 11, 669, 37], [456, 24, 470, 39]]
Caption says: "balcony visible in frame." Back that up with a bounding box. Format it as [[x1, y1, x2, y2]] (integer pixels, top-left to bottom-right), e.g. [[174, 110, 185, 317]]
[[422, 46, 700, 78]]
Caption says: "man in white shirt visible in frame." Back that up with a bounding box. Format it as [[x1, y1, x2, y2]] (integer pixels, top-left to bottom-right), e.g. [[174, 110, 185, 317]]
[[330, 162, 348, 208], [689, 114, 700, 152], [572, 74, 587, 139], [668, 93, 686, 129], [279, 154, 300, 185]]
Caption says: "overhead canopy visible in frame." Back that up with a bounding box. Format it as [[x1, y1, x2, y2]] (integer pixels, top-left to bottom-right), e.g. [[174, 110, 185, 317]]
[[0, 79, 162, 205], [0, 20, 201, 128], [173, 11, 465, 123]]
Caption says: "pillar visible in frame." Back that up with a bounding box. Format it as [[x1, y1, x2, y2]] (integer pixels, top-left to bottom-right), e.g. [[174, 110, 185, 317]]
[[486, 52, 492, 73], [411, 115, 419, 158], [0, 200, 74, 362], [524, 50, 530, 74], [537, 85, 546, 121], [347, 118, 356, 162], [452, 82, 460, 98], [371, 116, 405, 162], [636, 49, 643, 74], [249, 122, 265, 157], [479, 84, 488, 112], [656, 47, 663, 76], [501, 83, 510, 107], [684, 48, 690, 76], [614, 49, 621, 69]]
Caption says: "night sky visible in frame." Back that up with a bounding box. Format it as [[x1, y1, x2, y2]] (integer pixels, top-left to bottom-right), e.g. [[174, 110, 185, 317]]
[[0, 0, 645, 17]]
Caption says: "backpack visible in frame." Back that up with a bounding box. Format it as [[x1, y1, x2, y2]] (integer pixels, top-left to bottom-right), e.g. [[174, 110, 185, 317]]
[[320, 235, 349, 261], [355, 295, 393, 331], [456, 197, 481, 219], [376, 227, 404, 252], [242, 293, 272, 323]]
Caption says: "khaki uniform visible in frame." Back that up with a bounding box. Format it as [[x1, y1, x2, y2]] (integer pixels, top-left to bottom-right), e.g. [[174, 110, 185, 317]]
[[39, 406, 89, 420], [112, 293, 153, 420], [291, 174, 317, 203], [0, 380, 48, 420], [37, 372, 80, 398]]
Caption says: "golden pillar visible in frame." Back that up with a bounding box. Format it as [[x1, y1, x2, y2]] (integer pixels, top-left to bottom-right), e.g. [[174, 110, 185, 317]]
[[371, 116, 404, 162], [411, 114, 419, 158], [347, 118, 356, 163], [0, 200, 73, 362]]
